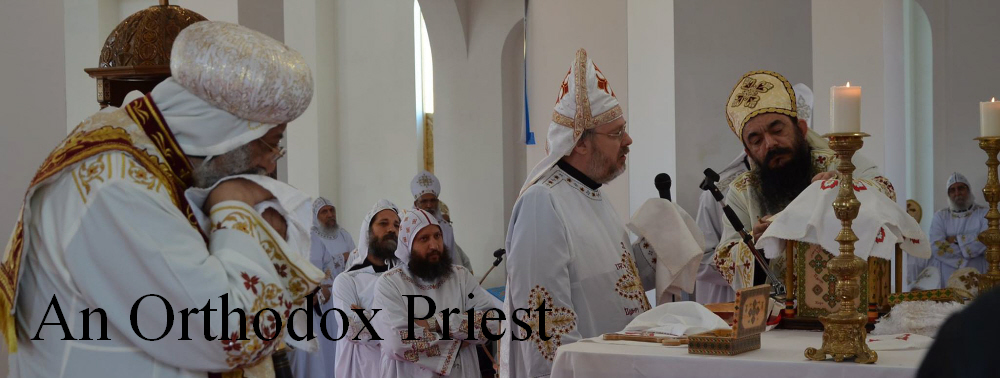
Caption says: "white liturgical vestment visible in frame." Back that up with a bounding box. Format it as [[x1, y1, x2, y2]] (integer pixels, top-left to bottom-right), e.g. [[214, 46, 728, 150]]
[[373, 265, 499, 377], [502, 164, 656, 377]]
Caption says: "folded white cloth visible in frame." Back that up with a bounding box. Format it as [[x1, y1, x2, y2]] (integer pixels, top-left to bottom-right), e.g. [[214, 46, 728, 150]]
[[185, 174, 314, 260], [184, 175, 318, 352], [759, 179, 931, 260], [622, 301, 730, 336], [628, 198, 705, 303], [871, 301, 965, 338], [865, 333, 933, 351]]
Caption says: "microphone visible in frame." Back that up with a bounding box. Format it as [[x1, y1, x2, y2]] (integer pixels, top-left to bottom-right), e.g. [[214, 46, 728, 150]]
[[654, 173, 672, 201], [479, 249, 507, 286], [699, 168, 786, 298]]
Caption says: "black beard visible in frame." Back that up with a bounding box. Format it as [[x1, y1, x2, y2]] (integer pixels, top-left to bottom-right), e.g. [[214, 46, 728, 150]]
[[368, 232, 398, 262], [409, 246, 453, 282], [751, 133, 814, 215]]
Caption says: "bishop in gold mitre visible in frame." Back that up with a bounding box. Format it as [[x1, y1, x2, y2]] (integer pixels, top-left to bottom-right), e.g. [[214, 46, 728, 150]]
[[710, 71, 896, 290]]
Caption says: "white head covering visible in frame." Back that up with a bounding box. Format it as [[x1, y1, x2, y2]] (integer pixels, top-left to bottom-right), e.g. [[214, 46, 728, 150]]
[[395, 209, 440, 265], [154, 21, 313, 158], [947, 172, 971, 189], [411, 170, 441, 199], [349, 199, 400, 267], [793, 83, 814, 129], [520, 48, 623, 196], [311, 197, 340, 239]]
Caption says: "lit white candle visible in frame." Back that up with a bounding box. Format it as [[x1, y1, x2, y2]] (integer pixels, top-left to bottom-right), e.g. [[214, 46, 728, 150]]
[[981, 97, 1000, 137], [831, 82, 861, 133]]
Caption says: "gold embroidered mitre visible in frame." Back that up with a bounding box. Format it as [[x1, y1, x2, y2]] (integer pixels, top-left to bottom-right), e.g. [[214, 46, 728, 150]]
[[725, 71, 797, 140]]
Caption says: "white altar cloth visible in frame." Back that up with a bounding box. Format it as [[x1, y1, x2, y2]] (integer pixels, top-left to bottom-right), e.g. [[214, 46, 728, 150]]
[[551, 329, 927, 378]]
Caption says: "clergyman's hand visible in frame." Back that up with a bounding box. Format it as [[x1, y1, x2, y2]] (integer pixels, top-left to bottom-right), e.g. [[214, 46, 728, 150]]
[[812, 171, 837, 183], [261, 208, 287, 240], [752, 216, 773, 242]]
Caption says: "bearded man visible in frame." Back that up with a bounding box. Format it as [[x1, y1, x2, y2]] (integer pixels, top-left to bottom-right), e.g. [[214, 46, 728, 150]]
[[372, 209, 499, 377], [711, 70, 895, 290], [910, 173, 988, 289], [5, 21, 322, 377], [502, 49, 658, 377], [331, 199, 400, 378]]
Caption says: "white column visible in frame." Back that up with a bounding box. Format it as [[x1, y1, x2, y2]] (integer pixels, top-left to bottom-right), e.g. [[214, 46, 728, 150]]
[[283, 0, 323, 198], [627, 0, 676, 216], [64, 0, 118, 132]]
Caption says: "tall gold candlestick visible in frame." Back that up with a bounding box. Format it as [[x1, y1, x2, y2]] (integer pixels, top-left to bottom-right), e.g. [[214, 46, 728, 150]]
[[976, 137, 1000, 292], [805, 132, 877, 364]]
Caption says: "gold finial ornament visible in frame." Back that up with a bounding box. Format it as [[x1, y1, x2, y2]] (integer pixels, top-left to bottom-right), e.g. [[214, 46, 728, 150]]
[[975, 137, 1000, 291], [804, 132, 878, 364]]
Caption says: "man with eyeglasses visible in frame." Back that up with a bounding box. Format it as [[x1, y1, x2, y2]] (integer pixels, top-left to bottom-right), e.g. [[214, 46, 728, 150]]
[[410, 170, 474, 271], [501, 49, 658, 377]]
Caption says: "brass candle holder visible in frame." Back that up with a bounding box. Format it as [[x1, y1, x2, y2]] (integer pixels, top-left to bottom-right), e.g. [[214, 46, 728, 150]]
[[805, 132, 877, 364], [976, 137, 1000, 292]]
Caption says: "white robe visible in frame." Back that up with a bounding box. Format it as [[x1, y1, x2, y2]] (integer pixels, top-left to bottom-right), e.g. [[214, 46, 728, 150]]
[[909, 205, 988, 289], [10, 150, 319, 378], [372, 265, 499, 378], [290, 228, 355, 378], [693, 190, 736, 305], [331, 262, 386, 378], [501, 165, 655, 377]]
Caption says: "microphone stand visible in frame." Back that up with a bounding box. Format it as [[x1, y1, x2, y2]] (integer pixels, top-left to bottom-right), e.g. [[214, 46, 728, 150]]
[[700, 169, 786, 298], [476, 249, 506, 376]]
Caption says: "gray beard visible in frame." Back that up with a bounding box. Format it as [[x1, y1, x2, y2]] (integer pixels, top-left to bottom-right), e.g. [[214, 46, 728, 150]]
[[315, 224, 340, 238], [191, 144, 266, 188], [588, 146, 626, 184], [950, 195, 976, 212]]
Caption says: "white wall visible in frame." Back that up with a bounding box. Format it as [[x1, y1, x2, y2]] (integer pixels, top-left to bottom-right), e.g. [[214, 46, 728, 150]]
[[812, 0, 891, 172], [420, 0, 523, 287], [526, 0, 631, 220], [627, 0, 675, 216], [0, 1, 69, 374], [674, 0, 812, 214], [917, 0, 1000, 212], [326, 0, 418, 242]]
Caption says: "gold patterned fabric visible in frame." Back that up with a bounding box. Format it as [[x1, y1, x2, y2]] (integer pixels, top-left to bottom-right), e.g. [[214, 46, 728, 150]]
[[725, 71, 798, 141]]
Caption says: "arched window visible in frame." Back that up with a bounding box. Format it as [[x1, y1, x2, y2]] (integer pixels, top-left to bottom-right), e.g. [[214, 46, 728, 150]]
[[414, 0, 434, 172]]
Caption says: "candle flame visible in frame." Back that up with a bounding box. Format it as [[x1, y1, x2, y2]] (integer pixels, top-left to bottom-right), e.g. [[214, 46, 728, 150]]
[[846, 82, 851, 87]]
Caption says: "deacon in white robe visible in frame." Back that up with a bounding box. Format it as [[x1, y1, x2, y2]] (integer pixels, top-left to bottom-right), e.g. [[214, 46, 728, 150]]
[[694, 153, 745, 304], [711, 71, 895, 290], [290, 197, 356, 378], [372, 209, 500, 377], [6, 21, 322, 378], [332, 199, 401, 378], [411, 171, 474, 272], [909, 173, 988, 289], [502, 49, 658, 377]]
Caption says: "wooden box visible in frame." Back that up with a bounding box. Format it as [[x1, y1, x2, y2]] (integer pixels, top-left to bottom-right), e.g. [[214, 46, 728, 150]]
[[782, 241, 894, 326], [689, 285, 770, 356]]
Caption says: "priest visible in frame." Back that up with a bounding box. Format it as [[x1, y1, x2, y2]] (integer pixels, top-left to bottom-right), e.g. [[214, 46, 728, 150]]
[[711, 71, 895, 290], [410, 171, 473, 271], [5, 21, 321, 378], [910, 172, 987, 289], [332, 199, 400, 378], [290, 197, 356, 378], [693, 153, 746, 304], [501, 49, 658, 377], [372, 209, 499, 377]]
